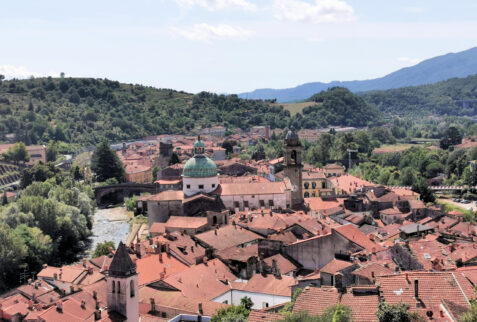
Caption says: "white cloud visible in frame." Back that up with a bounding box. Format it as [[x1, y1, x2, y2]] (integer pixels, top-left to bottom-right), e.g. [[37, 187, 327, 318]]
[[396, 57, 422, 66], [171, 23, 254, 42], [174, 0, 256, 11], [0, 65, 40, 79], [403, 6, 424, 14], [273, 0, 355, 23]]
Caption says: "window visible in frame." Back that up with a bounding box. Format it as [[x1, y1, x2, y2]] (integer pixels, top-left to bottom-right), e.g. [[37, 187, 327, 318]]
[[213, 216, 218, 225], [312, 192, 316, 197], [112, 281, 115, 293], [322, 182, 326, 189], [117, 281, 121, 293], [259, 200, 265, 207], [223, 300, 228, 304], [312, 182, 316, 189], [212, 184, 216, 188], [161, 312, 167, 318], [234, 201, 240, 208], [186, 184, 191, 189], [304, 182, 309, 189], [198, 184, 204, 189], [269, 200, 274, 207], [244, 201, 249, 208], [304, 192, 310, 198], [130, 280, 135, 297], [262, 302, 269, 308]]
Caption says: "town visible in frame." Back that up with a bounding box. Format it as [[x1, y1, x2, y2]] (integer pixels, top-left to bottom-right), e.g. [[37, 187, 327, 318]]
[[2, 123, 477, 322]]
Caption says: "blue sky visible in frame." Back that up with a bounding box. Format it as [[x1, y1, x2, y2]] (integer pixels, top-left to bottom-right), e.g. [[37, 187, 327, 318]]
[[1, 0, 477, 93]]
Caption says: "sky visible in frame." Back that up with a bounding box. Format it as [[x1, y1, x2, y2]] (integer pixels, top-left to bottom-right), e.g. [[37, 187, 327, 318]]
[[1, 0, 477, 93]]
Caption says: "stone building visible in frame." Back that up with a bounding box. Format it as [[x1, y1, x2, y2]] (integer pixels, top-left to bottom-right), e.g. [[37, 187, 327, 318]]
[[283, 127, 303, 208]]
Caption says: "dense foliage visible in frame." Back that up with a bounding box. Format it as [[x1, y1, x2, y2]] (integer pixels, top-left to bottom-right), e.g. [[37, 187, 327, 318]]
[[211, 304, 250, 322], [288, 87, 382, 129], [93, 241, 115, 258], [91, 141, 125, 182], [376, 302, 425, 322], [279, 305, 352, 322], [362, 74, 477, 116], [0, 169, 94, 291], [0, 77, 291, 145]]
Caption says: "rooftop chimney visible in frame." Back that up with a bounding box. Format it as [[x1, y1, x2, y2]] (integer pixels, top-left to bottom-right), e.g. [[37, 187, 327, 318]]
[[81, 299, 86, 309], [198, 303, 203, 315], [150, 298, 156, 313], [414, 279, 419, 299]]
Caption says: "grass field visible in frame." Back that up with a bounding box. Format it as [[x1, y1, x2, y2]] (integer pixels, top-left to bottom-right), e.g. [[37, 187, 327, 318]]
[[273, 101, 321, 116], [373, 143, 420, 154]]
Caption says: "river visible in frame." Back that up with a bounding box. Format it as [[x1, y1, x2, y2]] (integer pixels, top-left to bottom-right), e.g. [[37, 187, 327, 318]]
[[86, 207, 131, 257]]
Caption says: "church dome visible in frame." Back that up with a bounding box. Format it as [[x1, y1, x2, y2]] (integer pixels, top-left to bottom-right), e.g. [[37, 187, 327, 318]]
[[183, 155, 217, 178], [194, 140, 205, 148]]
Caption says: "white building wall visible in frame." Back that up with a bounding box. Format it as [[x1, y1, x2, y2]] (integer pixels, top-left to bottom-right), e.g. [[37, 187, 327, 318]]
[[221, 193, 287, 211], [213, 290, 290, 310], [183, 176, 219, 197]]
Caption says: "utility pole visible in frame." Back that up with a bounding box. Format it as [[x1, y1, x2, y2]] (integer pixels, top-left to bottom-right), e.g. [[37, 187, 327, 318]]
[[347, 149, 357, 172]]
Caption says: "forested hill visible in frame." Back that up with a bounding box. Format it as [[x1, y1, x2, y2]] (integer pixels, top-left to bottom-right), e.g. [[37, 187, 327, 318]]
[[0, 77, 291, 145], [361, 74, 477, 116], [238, 47, 477, 102]]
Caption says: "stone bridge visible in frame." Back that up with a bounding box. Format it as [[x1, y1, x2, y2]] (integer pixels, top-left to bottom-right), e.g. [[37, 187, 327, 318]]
[[94, 183, 157, 205]]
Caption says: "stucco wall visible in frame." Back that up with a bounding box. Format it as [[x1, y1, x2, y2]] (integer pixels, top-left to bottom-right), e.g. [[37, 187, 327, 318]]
[[213, 290, 290, 310], [284, 231, 362, 270], [183, 176, 219, 197], [221, 193, 287, 211], [147, 200, 183, 225]]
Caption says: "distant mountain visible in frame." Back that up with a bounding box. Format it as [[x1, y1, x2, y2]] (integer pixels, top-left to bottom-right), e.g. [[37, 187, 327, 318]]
[[238, 47, 477, 102]]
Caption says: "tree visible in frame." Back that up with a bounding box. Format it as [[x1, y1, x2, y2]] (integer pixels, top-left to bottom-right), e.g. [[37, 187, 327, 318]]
[[1, 191, 8, 206], [376, 302, 425, 322], [0, 223, 27, 291], [14, 224, 53, 273], [320, 304, 352, 322], [240, 297, 254, 310], [168, 152, 180, 166], [462, 297, 477, 322], [73, 165, 83, 181], [125, 196, 138, 212], [0, 74, 5, 82], [440, 126, 462, 150], [20, 162, 61, 189], [151, 166, 159, 182], [278, 311, 321, 322], [222, 140, 237, 155], [3, 142, 30, 163], [280, 288, 303, 313], [46, 140, 58, 162], [93, 241, 115, 258], [91, 141, 125, 182], [211, 305, 250, 322], [412, 177, 435, 203]]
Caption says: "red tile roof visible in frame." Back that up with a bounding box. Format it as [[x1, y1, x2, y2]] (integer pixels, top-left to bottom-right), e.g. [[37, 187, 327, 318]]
[[139, 190, 184, 202], [320, 259, 355, 275], [376, 272, 470, 316], [163, 258, 236, 300], [292, 287, 340, 316], [333, 224, 385, 253], [248, 311, 283, 322], [240, 274, 295, 297], [263, 254, 298, 275], [195, 225, 262, 250], [220, 182, 287, 196], [166, 216, 208, 230], [136, 253, 188, 286], [340, 288, 379, 322], [351, 263, 394, 281]]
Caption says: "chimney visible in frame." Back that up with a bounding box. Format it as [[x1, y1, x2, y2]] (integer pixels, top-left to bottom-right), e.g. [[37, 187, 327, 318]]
[[150, 298, 156, 313], [82, 258, 87, 268], [159, 252, 163, 263], [56, 301, 63, 312], [94, 310, 102, 321], [334, 273, 343, 291], [214, 229, 218, 235], [414, 279, 419, 299], [371, 271, 375, 279], [81, 299, 86, 309], [88, 267, 93, 275], [272, 259, 278, 275], [198, 303, 203, 315], [93, 291, 97, 300]]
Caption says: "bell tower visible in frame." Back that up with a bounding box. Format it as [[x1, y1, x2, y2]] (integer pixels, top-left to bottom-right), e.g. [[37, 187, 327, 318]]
[[107, 242, 139, 322], [283, 127, 303, 208]]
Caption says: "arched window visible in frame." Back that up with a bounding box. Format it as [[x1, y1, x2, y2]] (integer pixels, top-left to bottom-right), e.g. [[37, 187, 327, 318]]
[[291, 150, 297, 164], [312, 182, 316, 189], [130, 280, 135, 298], [213, 216, 218, 226], [304, 192, 310, 198], [117, 281, 121, 293], [304, 182, 309, 189], [322, 181, 326, 188], [112, 281, 115, 293]]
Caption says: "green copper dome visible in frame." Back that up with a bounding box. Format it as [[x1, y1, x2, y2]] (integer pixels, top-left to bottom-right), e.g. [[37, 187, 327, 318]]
[[182, 155, 217, 178], [194, 140, 205, 148]]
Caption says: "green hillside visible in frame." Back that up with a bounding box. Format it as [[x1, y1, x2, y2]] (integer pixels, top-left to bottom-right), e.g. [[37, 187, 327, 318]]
[[362, 74, 477, 116], [0, 77, 291, 145]]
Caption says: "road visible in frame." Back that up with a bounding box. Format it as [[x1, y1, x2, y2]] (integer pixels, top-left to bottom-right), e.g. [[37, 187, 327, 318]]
[[437, 198, 477, 212]]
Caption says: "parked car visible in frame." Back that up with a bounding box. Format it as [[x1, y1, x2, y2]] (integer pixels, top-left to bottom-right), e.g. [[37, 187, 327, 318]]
[[455, 198, 461, 202], [462, 200, 471, 204]]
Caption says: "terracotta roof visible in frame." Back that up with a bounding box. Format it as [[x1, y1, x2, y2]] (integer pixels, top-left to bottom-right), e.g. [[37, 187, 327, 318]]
[[125, 164, 151, 174], [333, 224, 385, 253], [240, 274, 295, 297], [195, 225, 262, 250], [216, 244, 259, 262], [37, 266, 85, 284], [166, 231, 207, 266], [305, 197, 344, 212], [37, 298, 96, 321], [302, 171, 326, 180], [376, 272, 470, 317], [263, 254, 298, 275], [163, 258, 236, 300], [139, 287, 227, 317], [155, 179, 182, 184], [340, 288, 379, 322], [453, 267, 477, 300], [149, 223, 166, 235], [143, 190, 184, 202], [292, 287, 340, 316], [351, 263, 394, 281], [248, 311, 283, 322], [136, 253, 188, 286], [219, 182, 287, 196], [320, 259, 355, 275], [166, 216, 208, 230]]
